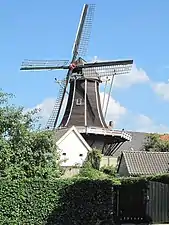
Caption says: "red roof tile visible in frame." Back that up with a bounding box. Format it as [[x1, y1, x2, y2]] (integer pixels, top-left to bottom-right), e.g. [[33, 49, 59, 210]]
[[160, 135, 169, 141]]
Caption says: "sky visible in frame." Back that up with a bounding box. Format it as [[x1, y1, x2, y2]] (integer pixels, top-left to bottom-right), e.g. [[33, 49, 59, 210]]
[[1, 0, 169, 133]]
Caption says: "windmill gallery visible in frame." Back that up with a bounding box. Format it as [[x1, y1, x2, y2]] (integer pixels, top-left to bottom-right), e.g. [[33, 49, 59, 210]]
[[20, 4, 133, 158]]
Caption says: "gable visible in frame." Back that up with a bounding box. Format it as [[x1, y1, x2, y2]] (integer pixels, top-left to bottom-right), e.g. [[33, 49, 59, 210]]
[[56, 126, 91, 151], [57, 129, 89, 167], [57, 129, 86, 149], [117, 155, 130, 177]]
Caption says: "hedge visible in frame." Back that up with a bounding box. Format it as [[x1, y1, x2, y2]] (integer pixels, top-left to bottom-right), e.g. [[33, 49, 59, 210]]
[[120, 173, 169, 184], [0, 174, 169, 224], [0, 178, 114, 225]]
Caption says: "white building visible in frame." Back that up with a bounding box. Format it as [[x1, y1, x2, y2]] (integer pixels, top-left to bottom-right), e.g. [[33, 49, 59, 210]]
[[56, 126, 92, 168]]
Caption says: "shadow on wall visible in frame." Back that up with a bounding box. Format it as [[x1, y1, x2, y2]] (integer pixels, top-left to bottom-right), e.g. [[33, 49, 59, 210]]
[[45, 180, 114, 225]]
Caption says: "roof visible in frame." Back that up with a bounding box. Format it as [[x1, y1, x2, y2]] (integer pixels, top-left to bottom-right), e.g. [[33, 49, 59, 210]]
[[54, 128, 69, 142], [117, 151, 169, 176], [113, 131, 147, 157], [160, 134, 169, 141], [54, 129, 169, 157], [56, 126, 92, 151]]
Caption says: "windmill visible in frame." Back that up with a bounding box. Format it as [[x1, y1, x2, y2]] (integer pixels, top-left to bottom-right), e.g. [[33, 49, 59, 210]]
[[21, 4, 133, 155]]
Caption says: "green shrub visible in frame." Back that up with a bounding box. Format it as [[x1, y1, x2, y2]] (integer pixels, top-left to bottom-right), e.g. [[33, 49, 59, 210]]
[[84, 148, 102, 170], [100, 165, 117, 177], [0, 174, 169, 224], [120, 173, 169, 184], [78, 162, 109, 179], [0, 178, 114, 224]]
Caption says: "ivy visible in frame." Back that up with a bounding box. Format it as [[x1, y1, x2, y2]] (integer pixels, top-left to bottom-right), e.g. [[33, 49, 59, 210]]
[[100, 165, 117, 177], [0, 174, 168, 224], [120, 173, 169, 184], [0, 178, 114, 224], [85, 148, 102, 169]]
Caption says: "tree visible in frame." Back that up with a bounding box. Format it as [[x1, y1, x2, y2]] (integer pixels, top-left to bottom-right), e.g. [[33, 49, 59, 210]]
[[0, 90, 62, 179], [144, 133, 169, 152], [87, 148, 102, 170]]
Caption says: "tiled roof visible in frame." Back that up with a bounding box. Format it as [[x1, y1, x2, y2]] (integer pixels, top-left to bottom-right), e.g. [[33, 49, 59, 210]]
[[112, 132, 169, 157], [160, 134, 169, 141], [119, 151, 169, 176], [113, 131, 148, 157], [54, 128, 69, 142], [54, 130, 148, 156]]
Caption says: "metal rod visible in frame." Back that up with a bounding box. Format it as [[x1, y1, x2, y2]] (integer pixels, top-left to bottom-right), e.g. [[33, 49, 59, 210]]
[[104, 74, 115, 119], [65, 78, 76, 127], [102, 77, 108, 111], [55, 79, 69, 94], [84, 79, 87, 126]]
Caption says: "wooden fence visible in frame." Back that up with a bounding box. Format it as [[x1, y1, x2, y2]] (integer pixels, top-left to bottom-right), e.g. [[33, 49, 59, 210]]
[[105, 181, 169, 224]]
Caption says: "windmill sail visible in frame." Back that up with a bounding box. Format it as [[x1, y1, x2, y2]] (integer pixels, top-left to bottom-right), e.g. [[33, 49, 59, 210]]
[[46, 83, 67, 130], [72, 4, 95, 61], [20, 3, 134, 156], [81, 60, 133, 78], [47, 4, 95, 129], [20, 60, 69, 71]]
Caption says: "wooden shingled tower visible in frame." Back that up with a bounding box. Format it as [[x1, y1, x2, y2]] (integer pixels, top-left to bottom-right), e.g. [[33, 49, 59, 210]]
[[20, 4, 133, 155]]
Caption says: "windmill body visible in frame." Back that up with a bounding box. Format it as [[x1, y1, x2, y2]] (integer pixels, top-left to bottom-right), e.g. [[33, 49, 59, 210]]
[[59, 75, 107, 128], [21, 4, 133, 155]]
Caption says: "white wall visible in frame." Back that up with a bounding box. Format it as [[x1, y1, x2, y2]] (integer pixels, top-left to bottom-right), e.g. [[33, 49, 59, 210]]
[[57, 130, 88, 167], [100, 156, 118, 168]]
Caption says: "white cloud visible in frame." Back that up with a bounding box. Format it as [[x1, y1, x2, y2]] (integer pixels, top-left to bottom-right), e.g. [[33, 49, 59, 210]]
[[28, 94, 169, 133], [113, 64, 149, 88], [132, 114, 169, 133], [91, 56, 149, 88], [25, 98, 55, 122], [152, 81, 169, 101], [27, 93, 126, 128], [26, 96, 68, 127], [100, 92, 127, 125], [25, 89, 169, 133], [35, 98, 55, 121], [24, 58, 169, 133]]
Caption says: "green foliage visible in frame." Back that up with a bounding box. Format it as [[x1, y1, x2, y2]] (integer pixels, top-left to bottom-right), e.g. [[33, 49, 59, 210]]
[[78, 149, 118, 180], [78, 163, 120, 184], [0, 90, 62, 179], [100, 165, 117, 177], [79, 149, 120, 181], [78, 162, 109, 179], [0, 174, 169, 224], [1, 90, 169, 224], [144, 133, 169, 152], [0, 178, 114, 224], [120, 173, 169, 185], [85, 148, 102, 169]]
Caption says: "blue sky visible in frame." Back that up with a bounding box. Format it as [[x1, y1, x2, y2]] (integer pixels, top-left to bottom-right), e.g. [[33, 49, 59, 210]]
[[1, 0, 169, 132]]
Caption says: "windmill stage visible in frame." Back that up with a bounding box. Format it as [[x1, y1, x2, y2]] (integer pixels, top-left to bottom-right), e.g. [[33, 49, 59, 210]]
[[21, 4, 133, 156]]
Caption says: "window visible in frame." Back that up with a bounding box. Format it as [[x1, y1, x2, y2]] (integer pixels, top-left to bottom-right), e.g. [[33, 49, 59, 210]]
[[76, 98, 83, 106], [62, 153, 66, 156]]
